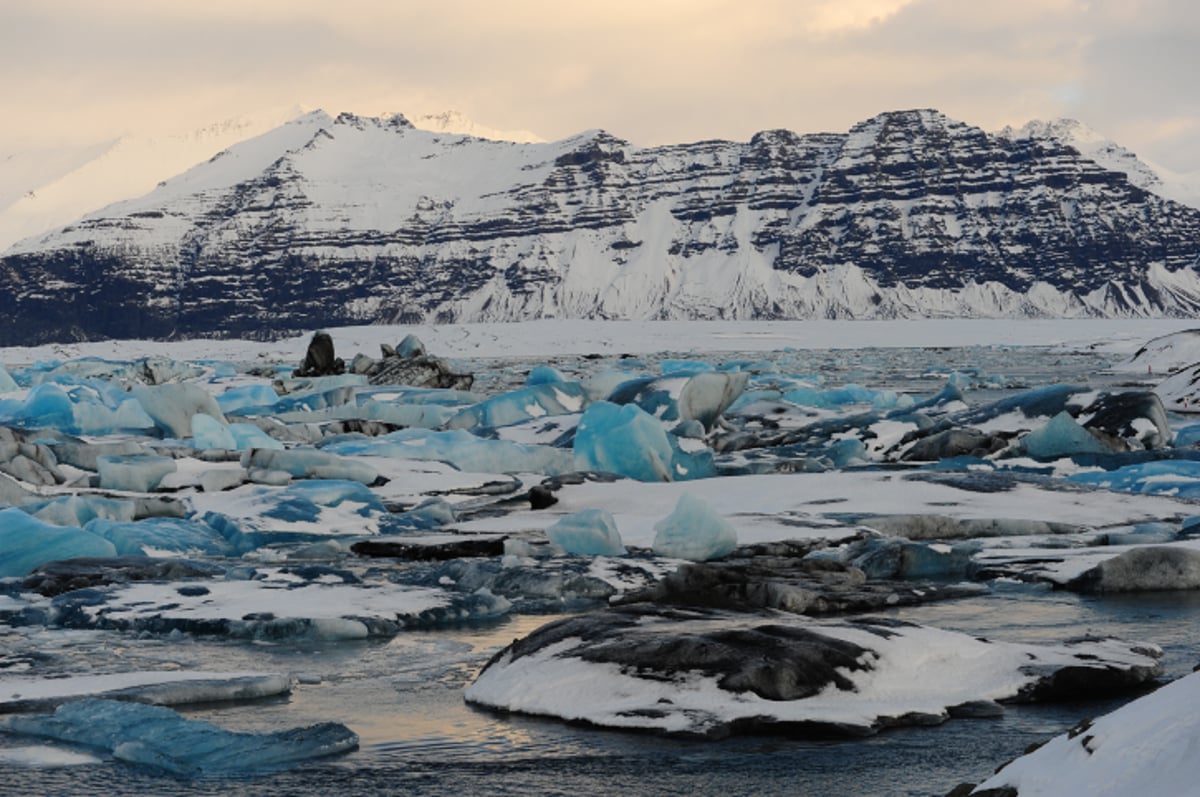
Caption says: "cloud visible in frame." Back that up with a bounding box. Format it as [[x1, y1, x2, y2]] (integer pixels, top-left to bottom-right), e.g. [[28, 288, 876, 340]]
[[0, 0, 1195, 170]]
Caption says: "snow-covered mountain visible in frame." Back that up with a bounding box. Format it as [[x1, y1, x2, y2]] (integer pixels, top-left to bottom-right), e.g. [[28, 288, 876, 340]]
[[1000, 118, 1200, 210], [2, 108, 1199, 344], [0, 109, 540, 254], [408, 110, 544, 143], [0, 109, 308, 253]]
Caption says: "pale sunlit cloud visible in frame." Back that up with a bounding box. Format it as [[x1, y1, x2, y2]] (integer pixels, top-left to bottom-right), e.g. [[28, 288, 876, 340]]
[[0, 0, 1195, 170]]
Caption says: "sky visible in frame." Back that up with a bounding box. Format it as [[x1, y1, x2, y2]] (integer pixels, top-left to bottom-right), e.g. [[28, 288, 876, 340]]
[[2, 0, 1198, 172]]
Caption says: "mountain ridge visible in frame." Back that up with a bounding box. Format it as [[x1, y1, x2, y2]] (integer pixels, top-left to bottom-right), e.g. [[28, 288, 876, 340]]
[[2, 107, 1199, 344]]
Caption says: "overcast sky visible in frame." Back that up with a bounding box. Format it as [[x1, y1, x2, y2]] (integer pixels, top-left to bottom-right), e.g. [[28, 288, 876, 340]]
[[3, 0, 1198, 172]]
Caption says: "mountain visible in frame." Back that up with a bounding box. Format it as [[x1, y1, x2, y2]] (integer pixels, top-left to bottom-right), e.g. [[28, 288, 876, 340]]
[[999, 118, 1200, 211], [0, 109, 539, 254], [408, 110, 544, 143], [2, 108, 1200, 344], [0, 109, 307, 253]]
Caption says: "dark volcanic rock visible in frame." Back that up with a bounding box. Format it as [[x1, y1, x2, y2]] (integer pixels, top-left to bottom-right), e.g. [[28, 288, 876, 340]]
[[351, 536, 506, 561], [619, 540, 985, 615], [295, 331, 345, 377], [1080, 390, 1172, 450], [21, 556, 223, 597], [466, 604, 1163, 740]]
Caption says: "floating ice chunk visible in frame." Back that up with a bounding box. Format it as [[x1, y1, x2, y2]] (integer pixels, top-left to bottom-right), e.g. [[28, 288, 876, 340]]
[[677, 371, 749, 431], [445, 382, 586, 430], [1067, 546, 1200, 593], [661, 359, 714, 375], [573, 401, 715, 482], [844, 537, 979, 579], [1103, 522, 1178, 546], [826, 438, 867, 467], [390, 497, 457, 530], [87, 517, 234, 557], [216, 384, 281, 415], [1078, 391, 1171, 451], [0, 699, 357, 775], [195, 480, 391, 552], [652, 494, 737, 561], [243, 448, 379, 485], [96, 453, 177, 493], [582, 369, 642, 402], [1069, 460, 1200, 498], [0, 671, 292, 713], [228, 422, 285, 450], [27, 495, 136, 527], [191, 413, 237, 450], [606, 375, 690, 421], [1022, 411, 1114, 459], [546, 508, 626, 556], [955, 383, 1086, 425], [395, 333, 426, 358], [324, 428, 575, 476], [0, 507, 117, 577], [133, 383, 227, 439], [526, 365, 566, 385], [0, 365, 18, 392], [199, 466, 245, 493]]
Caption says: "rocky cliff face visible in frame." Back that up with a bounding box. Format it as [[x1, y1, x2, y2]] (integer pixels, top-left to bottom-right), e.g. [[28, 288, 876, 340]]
[[2, 108, 1199, 344]]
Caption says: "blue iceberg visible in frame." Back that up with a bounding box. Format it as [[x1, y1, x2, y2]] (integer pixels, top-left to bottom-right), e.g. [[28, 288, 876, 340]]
[[1022, 411, 1114, 459], [573, 401, 715, 482], [652, 494, 737, 561], [96, 454, 177, 493], [325, 428, 575, 476], [0, 507, 117, 578], [546, 508, 626, 556], [445, 381, 587, 430], [0, 699, 357, 775]]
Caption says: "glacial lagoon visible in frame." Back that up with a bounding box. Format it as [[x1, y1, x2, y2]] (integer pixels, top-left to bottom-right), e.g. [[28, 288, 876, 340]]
[[2, 320, 1200, 795]]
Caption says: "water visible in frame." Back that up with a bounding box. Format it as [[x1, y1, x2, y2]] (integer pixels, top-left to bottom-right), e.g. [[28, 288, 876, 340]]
[[1, 343, 1195, 795]]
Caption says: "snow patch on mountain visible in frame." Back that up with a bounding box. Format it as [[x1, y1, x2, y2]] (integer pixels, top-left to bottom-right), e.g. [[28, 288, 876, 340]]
[[1001, 118, 1200, 210]]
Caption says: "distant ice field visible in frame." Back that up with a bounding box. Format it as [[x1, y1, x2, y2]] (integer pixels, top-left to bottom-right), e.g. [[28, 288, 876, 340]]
[[4, 318, 1200, 364]]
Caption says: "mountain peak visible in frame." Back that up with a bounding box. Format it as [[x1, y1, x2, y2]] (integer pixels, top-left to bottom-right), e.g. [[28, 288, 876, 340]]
[[408, 110, 544, 143]]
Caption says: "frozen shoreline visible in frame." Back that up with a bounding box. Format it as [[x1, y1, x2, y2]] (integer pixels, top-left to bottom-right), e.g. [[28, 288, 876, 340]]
[[3, 317, 1200, 365]]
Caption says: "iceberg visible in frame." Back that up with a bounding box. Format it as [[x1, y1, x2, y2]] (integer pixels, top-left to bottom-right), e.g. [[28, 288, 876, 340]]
[[526, 365, 566, 385], [0, 364, 18, 392], [215, 383, 281, 415], [0, 507, 117, 578], [1022, 411, 1114, 458], [243, 448, 379, 485], [133, 383, 227, 439], [0, 699, 357, 775], [652, 494, 737, 561], [27, 495, 137, 527], [546, 508, 626, 556], [96, 453, 177, 493], [445, 381, 586, 430], [573, 401, 715, 482], [196, 479, 391, 552], [677, 371, 749, 431], [324, 428, 575, 476], [87, 517, 234, 557], [191, 412, 237, 450]]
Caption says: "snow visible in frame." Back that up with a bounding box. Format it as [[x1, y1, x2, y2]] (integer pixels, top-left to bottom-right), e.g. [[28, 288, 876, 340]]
[[0, 671, 292, 711], [3, 318, 1200, 784], [973, 670, 1200, 796], [465, 612, 1161, 737]]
